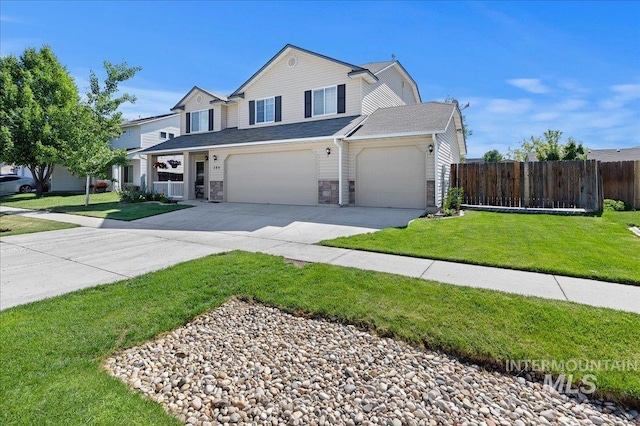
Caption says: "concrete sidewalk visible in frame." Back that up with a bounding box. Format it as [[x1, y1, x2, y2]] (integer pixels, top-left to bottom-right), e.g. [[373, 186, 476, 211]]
[[1, 205, 639, 314]]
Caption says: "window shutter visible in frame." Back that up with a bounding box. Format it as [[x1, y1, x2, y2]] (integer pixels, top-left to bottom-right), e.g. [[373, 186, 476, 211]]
[[185, 112, 191, 134], [208, 109, 214, 131], [337, 84, 346, 114], [304, 90, 312, 118], [275, 96, 282, 122], [249, 100, 255, 125]]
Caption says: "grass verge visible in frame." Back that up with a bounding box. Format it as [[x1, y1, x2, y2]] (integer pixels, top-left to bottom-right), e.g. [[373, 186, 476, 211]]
[[0, 213, 78, 236], [322, 210, 640, 285], [0, 192, 191, 221], [1, 251, 638, 424]]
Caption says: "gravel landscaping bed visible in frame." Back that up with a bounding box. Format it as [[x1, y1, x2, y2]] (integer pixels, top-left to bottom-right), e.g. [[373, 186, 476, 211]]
[[105, 300, 638, 426]]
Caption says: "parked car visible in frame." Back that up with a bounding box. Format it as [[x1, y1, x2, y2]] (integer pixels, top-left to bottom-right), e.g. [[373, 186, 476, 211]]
[[0, 174, 48, 195]]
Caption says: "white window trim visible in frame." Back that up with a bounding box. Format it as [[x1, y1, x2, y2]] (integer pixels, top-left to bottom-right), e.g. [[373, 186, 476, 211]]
[[190, 109, 209, 133], [312, 85, 338, 117], [255, 97, 275, 124]]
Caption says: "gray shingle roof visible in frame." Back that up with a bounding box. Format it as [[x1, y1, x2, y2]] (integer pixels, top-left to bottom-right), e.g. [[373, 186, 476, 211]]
[[587, 146, 640, 162], [121, 113, 178, 127], [141, 115, 362, 153], [360, 61, 395, 74], [347, 102, 455, 138]]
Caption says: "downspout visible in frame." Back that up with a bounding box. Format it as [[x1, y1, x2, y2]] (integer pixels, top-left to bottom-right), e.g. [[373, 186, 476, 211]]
[[334, 137, 344, 206]]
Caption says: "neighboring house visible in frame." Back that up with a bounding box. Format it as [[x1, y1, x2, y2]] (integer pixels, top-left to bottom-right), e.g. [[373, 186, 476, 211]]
[[587, 146, 640, 162], [142, 44, 466, 209], [110, 113, 180, 191], [1, 163, 84, 192]]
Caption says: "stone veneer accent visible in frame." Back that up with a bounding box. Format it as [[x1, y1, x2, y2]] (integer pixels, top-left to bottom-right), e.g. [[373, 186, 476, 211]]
[[427, 180, 436, 207], [210, 181, 224, 202], [349, 181, 355, 205], [318, 180, 339, 204]]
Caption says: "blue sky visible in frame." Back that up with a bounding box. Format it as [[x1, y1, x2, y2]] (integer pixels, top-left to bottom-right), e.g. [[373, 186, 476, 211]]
[[2, 1, 639, 158]]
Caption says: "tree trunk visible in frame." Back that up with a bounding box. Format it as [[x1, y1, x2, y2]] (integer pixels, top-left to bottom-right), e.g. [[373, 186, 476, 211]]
[[85, 175, 91, 207]]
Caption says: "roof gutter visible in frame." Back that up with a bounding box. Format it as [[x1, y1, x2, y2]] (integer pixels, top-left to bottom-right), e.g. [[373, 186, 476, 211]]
[[142, 134, 346, 155], [345, 129, 446, 141]]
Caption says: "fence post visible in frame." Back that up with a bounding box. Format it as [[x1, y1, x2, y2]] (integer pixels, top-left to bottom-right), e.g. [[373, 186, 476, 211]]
[[168, 180, 172, 198]]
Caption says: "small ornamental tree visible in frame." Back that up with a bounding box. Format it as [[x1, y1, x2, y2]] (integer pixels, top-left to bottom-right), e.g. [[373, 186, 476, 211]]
[[64, 61, 140, 206]]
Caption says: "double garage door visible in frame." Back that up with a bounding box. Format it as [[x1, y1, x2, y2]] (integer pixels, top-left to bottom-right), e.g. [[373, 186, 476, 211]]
[[224, 146, 426, 209], [226, 150, 318, 205]]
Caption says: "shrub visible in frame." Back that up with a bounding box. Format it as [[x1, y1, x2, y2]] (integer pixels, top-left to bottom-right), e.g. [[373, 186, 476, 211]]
[[603, 199, 628, 212], [443, 187, 464, 216]]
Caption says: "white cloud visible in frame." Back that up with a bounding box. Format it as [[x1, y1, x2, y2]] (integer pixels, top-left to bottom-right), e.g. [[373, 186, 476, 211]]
[[485, 98, 533, 114], [463, 81, 640, 158], [506, 78, 550, 94], [556, 99, 587, 111]]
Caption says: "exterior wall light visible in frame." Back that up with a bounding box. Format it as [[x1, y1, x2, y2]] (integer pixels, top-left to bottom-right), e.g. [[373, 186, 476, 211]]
[[326, 147, 331, 155], [428, 144, 434, 154], [212, 155, 217, 161]]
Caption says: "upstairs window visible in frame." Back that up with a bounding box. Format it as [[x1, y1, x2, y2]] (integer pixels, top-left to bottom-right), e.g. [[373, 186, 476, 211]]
[[186, 109, 213, 133], [190, 110, 209, 133], [305, 84, 345, 118], [313, 86, 337, 116], [256, 97, 275, 123], [160, 131, 167, 139], [168, 133, 175, 139], [249, 96, 282, 125]]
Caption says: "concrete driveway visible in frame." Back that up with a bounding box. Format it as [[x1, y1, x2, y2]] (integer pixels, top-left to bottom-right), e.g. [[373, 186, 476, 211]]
[[0, 202, 423, 309]]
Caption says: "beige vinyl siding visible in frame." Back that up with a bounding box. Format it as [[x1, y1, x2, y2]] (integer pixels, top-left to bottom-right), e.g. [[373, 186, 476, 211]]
[[139, 116, 180, 149], [208, 140, 338, 183], [111, 127, 141, 150], [220, 105, 227, 130], [435, 120, 458, 207], [50, 165, 85, 192], [237, 50, 362, 130], [361, 66, 418, 115], [340, 142, 349, 205], [226, 104, 238, 128], [180, 90, 218, 134]]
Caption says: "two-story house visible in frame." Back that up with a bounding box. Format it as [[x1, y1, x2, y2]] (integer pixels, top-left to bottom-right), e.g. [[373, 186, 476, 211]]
[[143, 44, 466, 209], [110, 113, 180, 191]]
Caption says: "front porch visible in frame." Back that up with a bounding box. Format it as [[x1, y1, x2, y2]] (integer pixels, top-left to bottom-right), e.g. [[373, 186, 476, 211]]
[[147, 152, 208, 201]]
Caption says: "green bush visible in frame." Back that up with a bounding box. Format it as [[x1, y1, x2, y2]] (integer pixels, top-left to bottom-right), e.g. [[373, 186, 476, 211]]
[[118, 189, 168, 204], [603, 199, 628, 212], [443, 187, 464, 216]]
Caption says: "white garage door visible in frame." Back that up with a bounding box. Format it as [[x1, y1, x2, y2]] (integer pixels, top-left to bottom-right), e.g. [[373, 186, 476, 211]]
[[357, 146, 426, 209], [226, 150, 317, 205]]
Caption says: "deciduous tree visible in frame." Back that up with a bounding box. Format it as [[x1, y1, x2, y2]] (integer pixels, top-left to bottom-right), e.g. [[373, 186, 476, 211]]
[[0, 46, 78, 196], [64, 61, 140, 206], [483, 149, 504, 163]]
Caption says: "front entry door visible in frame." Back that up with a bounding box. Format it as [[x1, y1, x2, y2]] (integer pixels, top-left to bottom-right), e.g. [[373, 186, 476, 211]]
[[195, 161, 205, 199]]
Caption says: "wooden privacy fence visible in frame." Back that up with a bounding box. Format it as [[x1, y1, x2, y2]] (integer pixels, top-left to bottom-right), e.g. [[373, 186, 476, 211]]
[[600, 161, 640, 209], [450, 160, 603, 212]]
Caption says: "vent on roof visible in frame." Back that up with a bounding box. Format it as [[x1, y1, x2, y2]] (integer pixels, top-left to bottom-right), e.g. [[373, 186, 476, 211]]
[[287, 56, 298, 68]]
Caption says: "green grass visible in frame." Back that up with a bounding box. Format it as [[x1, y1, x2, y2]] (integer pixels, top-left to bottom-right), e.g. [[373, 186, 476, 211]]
[[1, 252, 638, 425], [322, 210, 640, 285], [0, 192, 192, 221], [0, 213, 79, 236]]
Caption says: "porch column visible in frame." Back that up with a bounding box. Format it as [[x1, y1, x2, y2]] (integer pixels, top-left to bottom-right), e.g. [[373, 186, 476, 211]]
[[183, 151, 192, 200], [147, 154, 157, 193]]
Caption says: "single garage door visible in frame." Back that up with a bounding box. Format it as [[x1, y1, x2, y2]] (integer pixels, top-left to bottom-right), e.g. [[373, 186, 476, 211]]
[[226, 150, 317, 205], [356, 146, 426, 209]]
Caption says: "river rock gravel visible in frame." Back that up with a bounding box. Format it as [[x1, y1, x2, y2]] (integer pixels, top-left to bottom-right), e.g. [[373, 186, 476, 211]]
[[104, 299, 638, 426]]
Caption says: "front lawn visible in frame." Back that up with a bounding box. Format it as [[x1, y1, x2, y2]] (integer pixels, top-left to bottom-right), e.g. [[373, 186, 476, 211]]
[[322, 210, 640, 285], [1, 252, 638, 424], [0, 213, 79, 236], [0, 192, 191, 221]]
